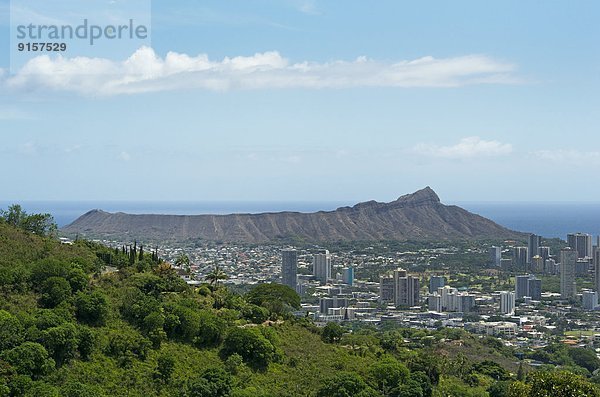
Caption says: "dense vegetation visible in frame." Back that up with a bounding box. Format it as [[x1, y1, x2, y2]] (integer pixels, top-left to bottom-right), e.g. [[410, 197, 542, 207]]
[[1, 213, 600, 396]]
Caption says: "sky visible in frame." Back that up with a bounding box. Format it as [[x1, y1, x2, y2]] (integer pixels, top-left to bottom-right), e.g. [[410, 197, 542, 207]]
[[0, 0, 599, 203]]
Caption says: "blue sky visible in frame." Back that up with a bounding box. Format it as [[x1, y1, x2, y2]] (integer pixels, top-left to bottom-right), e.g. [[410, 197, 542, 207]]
[[1, 0, 599, 202]]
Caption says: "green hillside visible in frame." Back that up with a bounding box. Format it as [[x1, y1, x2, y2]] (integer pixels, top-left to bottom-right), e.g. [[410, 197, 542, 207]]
[[1, 215, 599, 397]]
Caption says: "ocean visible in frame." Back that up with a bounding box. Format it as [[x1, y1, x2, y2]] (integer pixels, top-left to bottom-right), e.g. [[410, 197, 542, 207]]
[[455, 202, 600, 239], [1, 200, 599, 240]]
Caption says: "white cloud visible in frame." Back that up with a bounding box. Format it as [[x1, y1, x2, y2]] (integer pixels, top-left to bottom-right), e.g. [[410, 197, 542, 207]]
[[19, 142, 38, 156], [64, 144, 83, 153], [5, 47, 519, 96], [119, 151, 131, 161], [413, 136, 513, 159], [293, 0, 320, 15], [533, 149, 600, 164], [0, 107, 30, 120]]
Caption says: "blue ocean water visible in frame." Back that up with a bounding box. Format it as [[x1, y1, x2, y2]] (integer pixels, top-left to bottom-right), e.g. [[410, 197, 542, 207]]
[[1, 200, 599, 239], [455, 202, 600, 239]]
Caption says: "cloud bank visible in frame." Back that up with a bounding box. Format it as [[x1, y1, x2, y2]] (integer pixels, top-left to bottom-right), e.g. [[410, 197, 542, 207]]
[[413, 136, 513, 159], [5, 47, 518, 96], [533, 149, 600, 164]]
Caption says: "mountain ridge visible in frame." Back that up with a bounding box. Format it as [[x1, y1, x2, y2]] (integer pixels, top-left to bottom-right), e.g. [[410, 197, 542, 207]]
[[61, 187, 524, 243]]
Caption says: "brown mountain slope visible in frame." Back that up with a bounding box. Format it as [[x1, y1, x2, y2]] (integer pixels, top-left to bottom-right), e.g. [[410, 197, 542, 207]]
[[61, 187, 523, 243]]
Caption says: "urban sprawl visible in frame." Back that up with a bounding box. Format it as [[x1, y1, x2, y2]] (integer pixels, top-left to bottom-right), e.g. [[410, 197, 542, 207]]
[[87, 232, 600, 357]]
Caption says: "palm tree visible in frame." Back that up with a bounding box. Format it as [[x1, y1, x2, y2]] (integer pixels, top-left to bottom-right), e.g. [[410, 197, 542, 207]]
[[175, 253, 191, 273], [205, 265, 227, 286]]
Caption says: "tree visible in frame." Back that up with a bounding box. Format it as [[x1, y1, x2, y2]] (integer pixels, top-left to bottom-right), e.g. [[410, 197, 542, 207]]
[[30, 259, 71, 286], [471, 360, 512, 381], [0, 205, 57, 237], [143, 311, 167, 348], [165, 304, 200, 342], [508, 370, 600, 397], [0, 310, 24, 351], [120, 287, 161, 328], [394, 379, 423, 397], [224, 353, 244, 375], [61, 381, 105, 397], [205, 265, 227, 286], [322, 322, 344, 343], [21, 213, 57, 237], [194, 310, 226, 347], [76, 326, 95, 361], [410, 371, 432, 397], [175, 254, 190, 271], [183, 368, 232, 397], [231, 387, 270, 397], [40, 277, 72, 308], [245, 283, 300, 314], [105, 330, 151, 367], [75, 291, 109, 326], [67, 268, 89, 293], [436, 376, 488, 397], [40, 323, 79, 366], [408, 351, 442, 385], [516, 362, 525, 381], [367, 357, 410, 394], [1, 342, 55, 378], [242, 304, 270, 324], [154, 354, 175, 383], [23, 381, 60, 397], [0, 204, 25, 227], [316, 372, 380, 397], [489, 381, 511, 397], [569, 348, 600, 373], [221, 327, 278, 368]]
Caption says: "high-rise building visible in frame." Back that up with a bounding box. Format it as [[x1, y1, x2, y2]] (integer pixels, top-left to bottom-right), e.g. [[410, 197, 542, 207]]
[[380, 268, 420, 307], [527, 277, 542, 300], [428, 294, 441, 311], [515, 274, 542, 300], [531, 256, 544, 273], [394, 268, 420, 307], [500, 258, 512, 270], [515, 275, 530, 299], [429, 275, 446, 293], [318, 296, 350, 314], [430, 285, 475, 313], [538, 246, 551, 261], [527, 234, 541, 264], [459, 295, 476, 313], [513, 247, 528, 269], [319, 297, 334, 314], [379, 276, 395, 303], [439, 286, 458, 311], [342, 267, 354, 286], [567, 233, 593, 259], [489, 246, 501, 267], [576, 259, 591, 276], [560, 248, 577, 299], [281, 249, 298, 289], [595, 248, 600, 293], [313, 250, 331, 284], [500, 291, 515, 315], [544, 258, 557, 275], [583, 291, 598, 310]]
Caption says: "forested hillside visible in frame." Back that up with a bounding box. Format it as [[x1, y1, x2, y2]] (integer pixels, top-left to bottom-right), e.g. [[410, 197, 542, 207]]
[[0, 213, 599, 396]]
